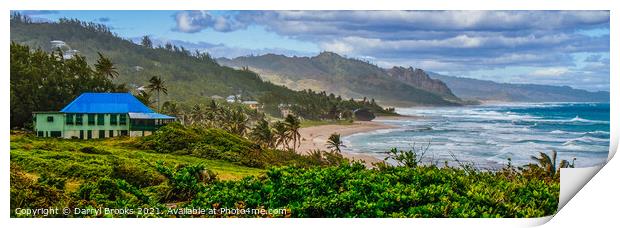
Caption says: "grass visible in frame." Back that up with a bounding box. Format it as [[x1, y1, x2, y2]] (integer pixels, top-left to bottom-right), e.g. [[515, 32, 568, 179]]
[[10, 134, 264, 184], [300, 119, 355, 128]]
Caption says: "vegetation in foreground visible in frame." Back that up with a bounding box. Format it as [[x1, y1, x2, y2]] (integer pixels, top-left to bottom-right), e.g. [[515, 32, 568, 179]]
[[11, 124, 562, 218]]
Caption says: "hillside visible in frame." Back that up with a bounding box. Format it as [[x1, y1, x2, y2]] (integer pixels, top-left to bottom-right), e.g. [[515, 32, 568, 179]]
[[218, 52, 462, 106], [10, 18, 396, 121], [10, 19, 284, 105], [429, 73, 610, 102]]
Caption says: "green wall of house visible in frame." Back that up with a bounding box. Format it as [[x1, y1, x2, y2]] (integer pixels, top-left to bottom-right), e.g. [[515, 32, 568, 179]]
[[34, 113, 130, 139]]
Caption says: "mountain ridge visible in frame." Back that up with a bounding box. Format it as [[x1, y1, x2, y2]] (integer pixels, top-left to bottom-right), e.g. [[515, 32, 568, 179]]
[[428, 72, 609, 102], [218, 52, 462, 106]]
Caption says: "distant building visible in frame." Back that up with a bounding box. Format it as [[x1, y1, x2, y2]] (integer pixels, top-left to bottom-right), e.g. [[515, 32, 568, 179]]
[[226, 95, 237, 103], [279, 104, 294, 117], [33, 93, 175, 139], [242, 101, 260, 110]]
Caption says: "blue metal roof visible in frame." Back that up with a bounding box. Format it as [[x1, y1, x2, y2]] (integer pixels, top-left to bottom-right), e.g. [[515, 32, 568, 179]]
[[60, 93, 174, 119], [128, 112, 175, 119]]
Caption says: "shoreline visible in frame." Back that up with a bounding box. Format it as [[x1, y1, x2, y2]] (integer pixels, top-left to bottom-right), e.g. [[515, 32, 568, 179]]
[[297, 115, 419, 166]]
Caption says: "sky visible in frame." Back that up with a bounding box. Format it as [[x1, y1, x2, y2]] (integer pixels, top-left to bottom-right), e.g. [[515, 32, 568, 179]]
[[19, 10, 610, 92]]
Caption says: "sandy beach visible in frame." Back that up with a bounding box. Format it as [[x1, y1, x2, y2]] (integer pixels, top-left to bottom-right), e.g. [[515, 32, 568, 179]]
[[297, 115, 419, 165]]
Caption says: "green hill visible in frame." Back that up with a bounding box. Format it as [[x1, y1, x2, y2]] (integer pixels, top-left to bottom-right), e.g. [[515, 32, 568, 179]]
[[10, 18, 287, 104], [10, 17, 394, 122], [218, 52, 462, 106]]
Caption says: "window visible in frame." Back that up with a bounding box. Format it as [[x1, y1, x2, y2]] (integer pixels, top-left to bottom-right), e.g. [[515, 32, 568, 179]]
[[97, 114, 105, 125], [79, 130, 84, 139], [110, 114, 117, 125], [87, 130, 92, 139], [88, 114, 96, 125], [119, 114, 127, 125], [76, 114, 83, 125], [37, 131, 43, 137], [99, 130, 105, 138], [50, 131, 61, 138], [120, 130, 128, 136], [109, 130, 114, 137], [47, 116, 54, 122], [66, 114, 74, 125]]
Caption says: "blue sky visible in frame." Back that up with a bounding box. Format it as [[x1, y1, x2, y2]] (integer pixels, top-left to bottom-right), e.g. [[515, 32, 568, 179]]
[[20, 10, 610, 91]]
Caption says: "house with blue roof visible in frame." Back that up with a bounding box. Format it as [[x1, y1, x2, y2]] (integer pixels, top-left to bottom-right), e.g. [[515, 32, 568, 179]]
[[32, 92, 175, 139]]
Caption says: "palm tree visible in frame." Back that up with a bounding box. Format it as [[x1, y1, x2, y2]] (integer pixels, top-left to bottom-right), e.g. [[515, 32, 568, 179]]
[[273, 121, 289, 150], [250, 118, 274, 148], [135, 90, 154, 107], [190, 104, 204, 125], [530, 150, 574, 178], [146, 76, 168, 111], [226, 107, 248, 136], [326, 133, 345, 153], [284, 114, 301, 151], [161, 101, 180, 117], [94, 52, 119, 79]]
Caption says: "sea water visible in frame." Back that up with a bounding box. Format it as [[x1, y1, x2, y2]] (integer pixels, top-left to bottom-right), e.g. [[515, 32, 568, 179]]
[[343, 102, 610, 169]]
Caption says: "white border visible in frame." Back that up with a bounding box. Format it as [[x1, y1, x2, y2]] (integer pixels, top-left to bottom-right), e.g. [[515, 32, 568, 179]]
[[2, 0, 617, 227]]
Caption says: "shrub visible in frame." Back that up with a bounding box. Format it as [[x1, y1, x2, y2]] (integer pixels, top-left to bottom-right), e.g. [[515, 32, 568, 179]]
[[110, 160, 166, 188], [187, 162, 559, 218], [79, 146, 111, 155]]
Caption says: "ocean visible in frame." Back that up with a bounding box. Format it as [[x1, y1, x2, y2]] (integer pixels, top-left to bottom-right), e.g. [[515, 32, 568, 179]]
[[343, 102, 610, 169]]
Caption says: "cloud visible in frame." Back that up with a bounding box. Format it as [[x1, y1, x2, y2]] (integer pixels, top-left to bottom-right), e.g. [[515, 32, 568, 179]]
[[168, 10, 610, 91], [530, 67, 570, 77], [584, 54, 602, 62], [173, 11, 247, 33]]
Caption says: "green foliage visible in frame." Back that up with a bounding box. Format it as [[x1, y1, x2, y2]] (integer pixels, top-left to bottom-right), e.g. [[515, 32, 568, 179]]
[[188, 163, 559, 218], [140, 122, 348, 168], [10, 42, 125, 128], [10, 134, 559, 218], [11, 17, 396, 123], [79, 146, 111, 155], [10, 164, 67, 218]]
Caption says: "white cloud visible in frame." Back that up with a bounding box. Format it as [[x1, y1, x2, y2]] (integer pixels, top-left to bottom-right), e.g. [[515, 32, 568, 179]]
[[530, 67, 570, 77]]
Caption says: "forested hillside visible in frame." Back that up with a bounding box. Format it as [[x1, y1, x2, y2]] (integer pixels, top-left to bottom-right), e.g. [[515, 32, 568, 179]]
[[10, 15, 394, 126], [218, 53, 462, 106]]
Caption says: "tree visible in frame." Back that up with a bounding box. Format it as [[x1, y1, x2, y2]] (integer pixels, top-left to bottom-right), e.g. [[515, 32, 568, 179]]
[[326, 133, 345, 153], [94, 52, 119, 79], [284, 114, 301, 151], [530, 150, 574, 179], [250, 118, 274, 148], [135, 90, 154, 107], [273, 121, 289, 150], [161, 101, 180, 117], [190, 104, 204, 125], [227, 107, 249, 136], [140, 35, 153, 48], [146, 76, 168, 111], [10, 42, 120, 128]]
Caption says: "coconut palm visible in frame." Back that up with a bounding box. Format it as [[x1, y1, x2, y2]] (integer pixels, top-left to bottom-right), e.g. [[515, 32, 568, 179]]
[[146, 76, 168, 111], [135, 90, 154, 107], [190, 104, 204, 125], [227, 107, 249, 136], [161, 101, 180, 117], [94, 52, 119, 79], [250, 118, 274, 148], [273, 121, 289, 150], [326, 133, 345, 153], [530, 150, 574, 178], [284, 114, 301, 151]]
